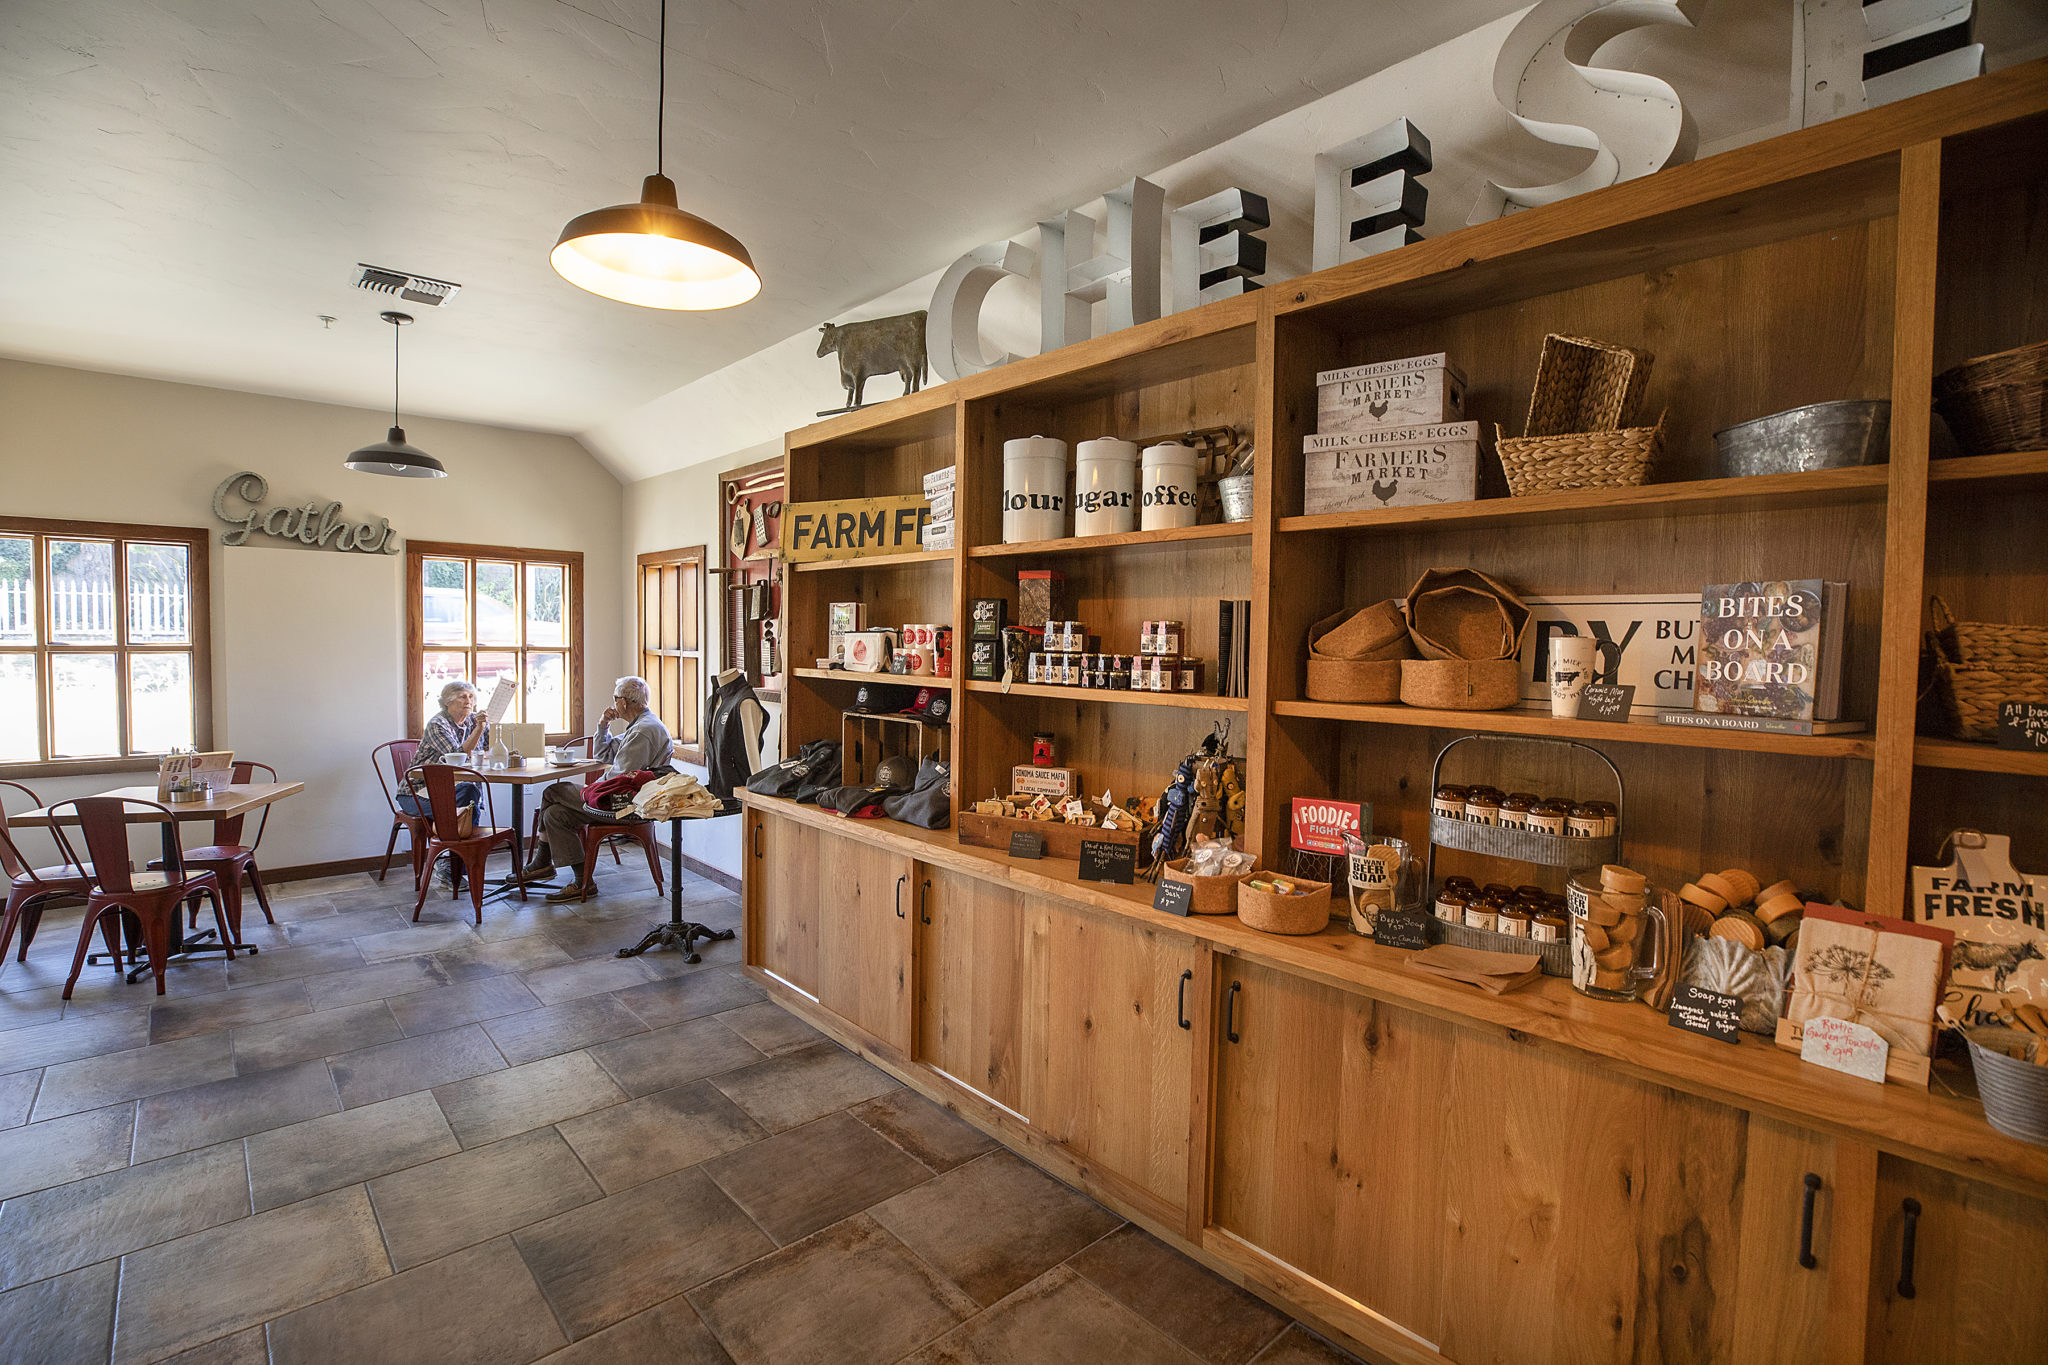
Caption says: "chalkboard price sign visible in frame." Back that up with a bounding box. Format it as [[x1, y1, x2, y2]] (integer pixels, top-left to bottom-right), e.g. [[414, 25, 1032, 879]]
[[1153, 880, 1194, 916], [1372, 908, 1431, 950], [1578, 683, 1636, 723], [1667, 984, 1742, 1043], [1997, 701, 2048, 753], [1080, 838, 1137, 886], [1008, 830, 1044, 860]]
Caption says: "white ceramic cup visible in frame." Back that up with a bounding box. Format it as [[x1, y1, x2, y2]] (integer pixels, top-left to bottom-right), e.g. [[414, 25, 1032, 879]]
[[1549, 635, 1599, 718]]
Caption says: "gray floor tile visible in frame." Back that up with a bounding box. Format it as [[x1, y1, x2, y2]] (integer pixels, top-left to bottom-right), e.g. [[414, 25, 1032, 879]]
[[1246, 1327, 1370, 1364], [0, 1141, 249, 1290], [247, 1090, 459, 1212], [281, 907, 411, 945], [148, 977, 311, 1043], [0, 1103, 134, 1200], [113, 1185, 391, 1365], [708, 1041, 899, 1133], [483, 994, 647, 1067], [223, 939, 365, 988], [157, 1325, 269, 1365], [0, 1007, 150, 1076], [585, 1016, 763, 1099], [902, 1264, 1199, 1365], [532, 1294, 733, 1365], [351, 919, 482, 963], [230, 1000, 403, 1074], [273, 874, 377, 900], [850, 1089, 999, 1173], [300, 957, 451, 1012], [133, 1058, 341, 1162], [433, 933, 575, 983], [706, 1109, 933, 1244], [328, 1023, 505, 1109], [521, 956, 658, 1007], [689, 1214, 974, 1365], [368, 1127, 602, 1270], [474, 904, 591, 944], [433, 1050, 626, 1148], [0, 985, 67, 1033], [31, 1031, 237, 1121], [610, 967, 764, 1028], [715, 1000, 825, 1057], [543, 917, 652, 962], [0, 1259, 118, 1364], [1069, 1224, 1289, 1365], [266, 892, 340, 920], [387, 974, 541, 1036], [0, 1070, 38, 1128], [267, 1235, 566, 1365], [557, 1080, 766, 1195], [515, 1166, 772, 1340]]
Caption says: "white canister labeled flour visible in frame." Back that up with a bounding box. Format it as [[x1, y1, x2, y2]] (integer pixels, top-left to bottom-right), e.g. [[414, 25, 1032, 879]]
[[1002, 436, 1069, 543], [1073, 439, 1139, 537], [1139, 442, 1200, 531]]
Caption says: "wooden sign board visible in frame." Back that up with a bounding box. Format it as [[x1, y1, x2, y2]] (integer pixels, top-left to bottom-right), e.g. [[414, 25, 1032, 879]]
[[1302, 422, 1479, 514], [783, 496, 932, 563]]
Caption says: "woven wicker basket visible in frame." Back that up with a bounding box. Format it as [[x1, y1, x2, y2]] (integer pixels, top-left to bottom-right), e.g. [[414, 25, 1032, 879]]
[[1497, 415, 1665, 495], [1934, 339, 2048, 456], [1925, 597, 2048, 740], [1522, 334, 1653, 436]]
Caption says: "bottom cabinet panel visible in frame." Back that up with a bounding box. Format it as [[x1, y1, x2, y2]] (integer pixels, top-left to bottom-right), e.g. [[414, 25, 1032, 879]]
[[1866, 1155, 2048, 1365], [814, 833, 911, 1054], [1729, 1117, 1847, 1365], [754, 812, 820, 997], [916, 866, 1032, 1115]]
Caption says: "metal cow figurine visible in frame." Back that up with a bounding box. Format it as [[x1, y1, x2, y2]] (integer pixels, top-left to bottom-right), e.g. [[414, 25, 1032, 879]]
[[817, 310, 928, 415]]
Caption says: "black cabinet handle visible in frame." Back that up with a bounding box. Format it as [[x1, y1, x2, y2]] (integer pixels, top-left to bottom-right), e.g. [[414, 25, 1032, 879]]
[[1898, 1197, 1921, 1299], [1798, 1173, 1821, 1269], [1176, 969, 1192, 1030], [1225, 980, 1242, 1043], [895, 875, 906, 919], [920, 878, 932, 925], [752, 823, 762, 857]]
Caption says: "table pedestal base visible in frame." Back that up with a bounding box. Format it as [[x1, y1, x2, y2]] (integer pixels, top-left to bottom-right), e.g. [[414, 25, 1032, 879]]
[[89, 929, 257, 982], [616, 919, 734, 966]]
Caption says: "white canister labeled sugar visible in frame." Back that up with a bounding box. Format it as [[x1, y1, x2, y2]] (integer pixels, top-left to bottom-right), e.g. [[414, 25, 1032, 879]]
[[1139, 442, 1200, 531], [1002, 436, 1069, 543], [1073, 438, 1139, 537]]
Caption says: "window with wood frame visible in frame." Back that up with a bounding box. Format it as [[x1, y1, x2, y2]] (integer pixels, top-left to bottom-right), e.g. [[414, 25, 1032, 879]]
[[0, 517, 213, 776], [638, 546, 705, 764], [405, 541, 582, 742]]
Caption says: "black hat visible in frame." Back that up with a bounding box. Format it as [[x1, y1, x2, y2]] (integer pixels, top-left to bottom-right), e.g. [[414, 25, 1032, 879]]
[[900, 686, 951, 725], [851, 682, 918, 714]]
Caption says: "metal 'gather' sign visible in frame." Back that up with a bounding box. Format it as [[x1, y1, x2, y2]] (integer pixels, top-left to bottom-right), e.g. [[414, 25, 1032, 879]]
[[212, 471, 399, 553]]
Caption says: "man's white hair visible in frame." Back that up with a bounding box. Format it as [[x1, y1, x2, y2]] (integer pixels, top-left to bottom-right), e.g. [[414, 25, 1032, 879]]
[[614, 675, 652, 706]]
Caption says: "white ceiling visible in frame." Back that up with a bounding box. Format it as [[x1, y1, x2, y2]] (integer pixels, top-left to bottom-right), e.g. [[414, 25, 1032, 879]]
[[0, 0, 1531, 440]]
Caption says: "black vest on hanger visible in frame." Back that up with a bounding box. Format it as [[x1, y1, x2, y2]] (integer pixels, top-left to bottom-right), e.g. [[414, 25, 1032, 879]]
[[703, 673, 766, 800]]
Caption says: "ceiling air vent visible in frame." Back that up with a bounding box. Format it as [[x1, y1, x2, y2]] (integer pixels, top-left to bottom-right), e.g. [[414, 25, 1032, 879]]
[[353, 263, 462, 307]]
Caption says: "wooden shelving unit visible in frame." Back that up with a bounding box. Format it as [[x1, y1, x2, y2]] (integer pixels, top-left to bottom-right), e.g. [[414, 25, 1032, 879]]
[[1274, 699, 1876, 759], [790, 547, 954, 572], [1914, 738, 2048, 776], [967, 521, 1250, 558], [965, 679, 1250, 712]]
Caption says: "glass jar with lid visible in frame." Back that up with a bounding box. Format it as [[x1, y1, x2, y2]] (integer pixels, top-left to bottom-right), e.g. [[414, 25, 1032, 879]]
[[1567, 802, 1604, 839], [1431, 784, 1468, 822], [1498, 793, 1535, 830]]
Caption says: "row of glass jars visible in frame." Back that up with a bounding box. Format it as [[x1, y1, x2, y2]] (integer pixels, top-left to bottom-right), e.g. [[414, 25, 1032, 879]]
[[1433, 877, 1570, 943], [1430, 784, 1616, 838]]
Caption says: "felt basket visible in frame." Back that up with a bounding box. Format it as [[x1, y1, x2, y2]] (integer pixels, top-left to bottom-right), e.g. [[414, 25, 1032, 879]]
[[1305, 658, 1403, 703], [1399, 659, 1523, 711], [1402, 568, 1529, 661], [1163, 858, 1260, 915], [1237, 878, 1332, 935]]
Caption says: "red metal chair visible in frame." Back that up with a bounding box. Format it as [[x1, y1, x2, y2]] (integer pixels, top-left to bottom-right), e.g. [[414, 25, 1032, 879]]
[[533, 735, 663, 891], [54, 798, 231, 998], [409, 763, 521, 924], [150, 760, 277, 942], [0, 781, 94, 964], [374, 740, 426, 882]]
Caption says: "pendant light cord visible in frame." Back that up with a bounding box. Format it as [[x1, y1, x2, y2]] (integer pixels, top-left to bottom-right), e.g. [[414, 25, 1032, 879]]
[[391, 318, 401, 427], [656, 0, 666, 175]]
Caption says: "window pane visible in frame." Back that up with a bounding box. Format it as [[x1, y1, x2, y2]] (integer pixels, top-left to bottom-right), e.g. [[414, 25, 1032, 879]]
[[127, 543, 191, 644], [128, 653, 194, 753], [525, 652, 567, 732], [526, 564, 566, 646], [422, 558, 468, 645], [50, 653, 118, 757], [476, 562, 518, 645], [475, 650, 519, 723], [0, 655, 37, 761], [0, 537, 34, 645], [422, 651, 470, 727], [49, 540, 116, 644]]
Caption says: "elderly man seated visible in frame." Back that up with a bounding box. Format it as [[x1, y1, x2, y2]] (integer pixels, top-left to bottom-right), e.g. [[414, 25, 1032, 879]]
[[514, 674, 672, 902]]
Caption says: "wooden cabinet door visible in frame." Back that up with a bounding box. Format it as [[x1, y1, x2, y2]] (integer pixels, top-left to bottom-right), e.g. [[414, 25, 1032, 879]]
[[915, 866, 1031, 1115], [751, 811, 819, 998], [1866, 1155, 2048, 1364], [1024, 901, 1201, 1220], [1730, 1118, 1848, 1365], [813, 832, 911, 1054]]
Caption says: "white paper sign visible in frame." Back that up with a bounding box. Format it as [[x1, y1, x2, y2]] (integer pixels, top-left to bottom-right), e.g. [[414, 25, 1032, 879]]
[[1800, 1016, 1889, 1083]]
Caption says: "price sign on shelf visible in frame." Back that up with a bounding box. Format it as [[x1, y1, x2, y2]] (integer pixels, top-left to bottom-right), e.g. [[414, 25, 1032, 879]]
[[1008, 830, 1044, 860], [1578, 683, 1636, 723], [1667, 984, 1741, 1043], [1997, 701, 2048, 753], [1799, 1016, 1889, 1083], [1080, 838, 1137, 886], [1153, 879, 1194, 917]]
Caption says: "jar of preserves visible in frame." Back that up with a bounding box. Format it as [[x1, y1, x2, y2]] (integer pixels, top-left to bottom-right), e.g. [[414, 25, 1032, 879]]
[[1567, 802, 1604, 839], [1463, 789, 1502, 826], [1431, 784, 1468, 822], [1530, 910, 1568, 944], [1496, 905, 1533, 938], [1589, 801, 1619, 838], [1463, 898, 1499, 932], [1498, 793, 1535, 830], [1526, 799, 1569, 836], [1434, 887, 1468, 924]]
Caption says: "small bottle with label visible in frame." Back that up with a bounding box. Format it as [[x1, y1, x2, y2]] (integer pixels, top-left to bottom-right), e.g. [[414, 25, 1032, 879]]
[[1497, 904, 1533, 939], [1530, 909, 1568, 944], [1463, 897, 1499, 933]]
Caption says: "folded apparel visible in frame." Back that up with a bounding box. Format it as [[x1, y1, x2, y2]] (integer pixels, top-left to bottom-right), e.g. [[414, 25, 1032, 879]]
[[1404, 943, 1544, 995]]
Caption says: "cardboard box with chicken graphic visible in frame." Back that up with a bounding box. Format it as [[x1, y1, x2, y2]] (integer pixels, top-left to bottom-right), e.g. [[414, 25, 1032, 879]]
[[1303, 421, 1479, 513]]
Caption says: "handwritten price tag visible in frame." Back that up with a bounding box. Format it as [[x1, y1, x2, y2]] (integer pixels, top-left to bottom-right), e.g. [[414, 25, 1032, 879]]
[[1799, 1016, 1889, 1083]]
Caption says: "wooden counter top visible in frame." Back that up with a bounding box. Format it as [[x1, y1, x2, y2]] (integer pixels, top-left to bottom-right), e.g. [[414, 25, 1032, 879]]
[[740, 790, 2048, 1196]]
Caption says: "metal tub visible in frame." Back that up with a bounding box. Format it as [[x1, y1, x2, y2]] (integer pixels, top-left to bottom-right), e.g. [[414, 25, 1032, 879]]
[[1713, 399, 1890, 477]]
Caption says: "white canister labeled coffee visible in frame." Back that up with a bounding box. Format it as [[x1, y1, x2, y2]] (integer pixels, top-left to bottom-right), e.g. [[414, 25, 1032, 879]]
[[1073, 438, 1139, 537], [1139, 442, 1200, 531], [1002, 436, 1069, 543]]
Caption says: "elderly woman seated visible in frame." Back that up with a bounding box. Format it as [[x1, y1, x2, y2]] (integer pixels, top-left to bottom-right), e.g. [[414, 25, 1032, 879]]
[[405, 678, 490, 888], [514, 675, 672, 902]]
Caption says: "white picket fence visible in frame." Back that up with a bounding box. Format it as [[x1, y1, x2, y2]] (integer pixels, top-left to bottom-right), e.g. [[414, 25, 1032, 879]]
[[0, 579, 187, 642]]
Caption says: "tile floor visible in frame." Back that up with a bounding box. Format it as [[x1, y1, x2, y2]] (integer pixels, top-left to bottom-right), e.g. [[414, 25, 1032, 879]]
[[0, 857, 1368, 1365]]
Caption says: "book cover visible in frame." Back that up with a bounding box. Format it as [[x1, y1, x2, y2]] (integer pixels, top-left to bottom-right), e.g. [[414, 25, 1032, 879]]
[[1695, 581, 1845, 722]]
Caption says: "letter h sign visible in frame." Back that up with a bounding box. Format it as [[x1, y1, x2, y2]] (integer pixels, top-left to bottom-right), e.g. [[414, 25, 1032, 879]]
[[1039, 178, 1164, 352]]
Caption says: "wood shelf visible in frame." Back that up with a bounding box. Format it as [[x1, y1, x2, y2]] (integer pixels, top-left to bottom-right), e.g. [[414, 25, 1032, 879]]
[[789, 548, 953, 572], [789, 667, 957, 687], [965, 680, 1250, 712], [1273, 699, 1876, 759], [967, 522, 1250, 558], [1928, 447, 2048, 488], [1914, 737, 2048, 776]]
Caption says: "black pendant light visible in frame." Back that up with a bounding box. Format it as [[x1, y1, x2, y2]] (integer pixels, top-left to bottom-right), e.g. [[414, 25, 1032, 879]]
[[346, 311, 446, 478], [550, 0, 760, 310]]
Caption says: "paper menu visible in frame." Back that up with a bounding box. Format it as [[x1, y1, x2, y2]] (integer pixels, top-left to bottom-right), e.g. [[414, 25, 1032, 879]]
[[483, 679, 516, 722]]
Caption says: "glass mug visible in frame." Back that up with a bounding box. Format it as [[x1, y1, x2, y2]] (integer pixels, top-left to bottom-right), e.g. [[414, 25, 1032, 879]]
[[1565, 874, 1667, 1001], [1341, 833, 1414, 938]]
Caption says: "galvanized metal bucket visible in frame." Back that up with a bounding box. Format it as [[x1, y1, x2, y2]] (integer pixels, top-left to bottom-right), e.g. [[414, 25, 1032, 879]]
[[1713, 399, 1890, 477], [1219, 473, 1255, 522], [1966, 1026, 2048, 1146]]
